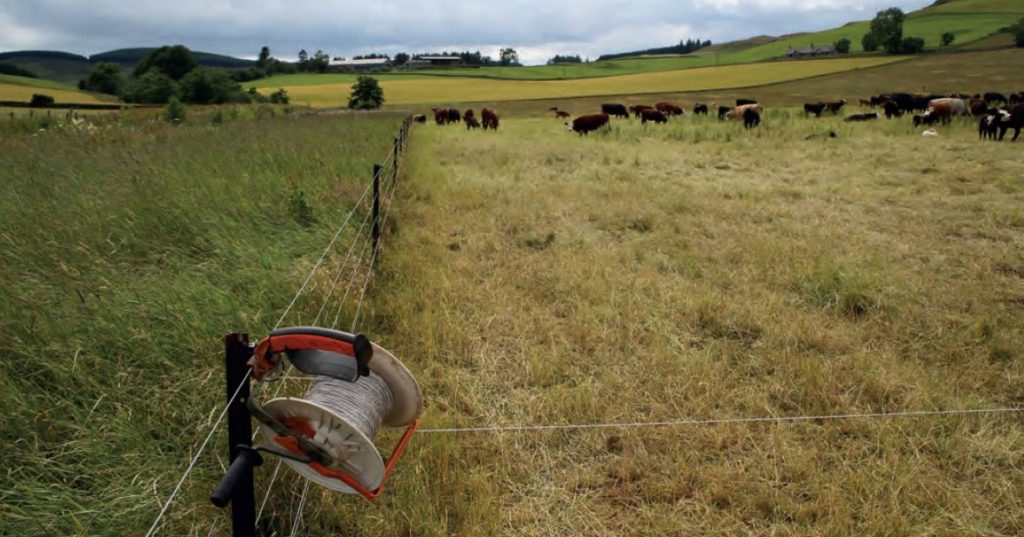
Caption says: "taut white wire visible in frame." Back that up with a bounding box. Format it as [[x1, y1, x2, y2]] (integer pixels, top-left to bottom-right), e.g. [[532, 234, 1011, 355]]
[[416, 407, 1024, 434], [288, 481, 312, 537]]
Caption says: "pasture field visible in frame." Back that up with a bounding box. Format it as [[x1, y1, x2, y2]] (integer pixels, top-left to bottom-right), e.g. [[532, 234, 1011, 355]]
[[258, 57, 905, 107], [331, 112, 1024, 536], [0, 74, 112, 105], [928, 0, 1024, 13], [0, 111, 407, 536]]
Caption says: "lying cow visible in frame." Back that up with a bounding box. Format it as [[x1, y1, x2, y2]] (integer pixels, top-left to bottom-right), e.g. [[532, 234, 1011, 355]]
[[640, 109, 668, 124], [568, 113, 609, 135], [844, 113, 878, 122], [601, 103, 629, 118]]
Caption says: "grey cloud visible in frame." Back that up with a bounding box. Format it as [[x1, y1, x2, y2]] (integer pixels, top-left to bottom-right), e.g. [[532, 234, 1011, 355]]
[[0, 0, 932, 64]]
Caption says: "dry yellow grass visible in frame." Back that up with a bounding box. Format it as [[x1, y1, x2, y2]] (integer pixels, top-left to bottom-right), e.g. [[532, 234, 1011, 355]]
[[270, 57, 906, 107], [282, 112, 1024, 536], [0, 82, 111, 105]]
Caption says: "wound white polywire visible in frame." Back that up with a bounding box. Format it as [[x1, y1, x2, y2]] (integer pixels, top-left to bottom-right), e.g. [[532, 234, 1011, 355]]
[[304, 372, 394, 444]]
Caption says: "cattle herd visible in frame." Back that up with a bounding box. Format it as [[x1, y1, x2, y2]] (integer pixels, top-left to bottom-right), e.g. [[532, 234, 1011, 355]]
[[411, 90, 1023, 142]]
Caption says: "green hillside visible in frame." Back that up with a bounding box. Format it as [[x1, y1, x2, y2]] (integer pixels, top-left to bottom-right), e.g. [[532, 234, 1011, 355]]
[[90, 48, 255, 69]]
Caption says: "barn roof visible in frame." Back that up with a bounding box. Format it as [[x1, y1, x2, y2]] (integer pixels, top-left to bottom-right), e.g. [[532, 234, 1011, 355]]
[[329, 58, 389, 66], [416, 56, 462, 61]]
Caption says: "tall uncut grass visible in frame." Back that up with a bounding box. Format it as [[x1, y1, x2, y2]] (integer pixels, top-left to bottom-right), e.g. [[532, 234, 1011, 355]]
[[0, 110, 404, 535]]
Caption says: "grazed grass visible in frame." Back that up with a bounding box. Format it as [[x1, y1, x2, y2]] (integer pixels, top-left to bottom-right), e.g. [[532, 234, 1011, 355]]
[[0, 111, 405, 536], [0, 79, 112, 105], [303, 113, 1024, 536]]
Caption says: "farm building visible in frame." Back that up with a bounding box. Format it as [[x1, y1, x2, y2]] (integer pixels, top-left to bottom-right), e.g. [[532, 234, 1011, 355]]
[[327, 58, 390, 71], [785, 44, 837, 58]]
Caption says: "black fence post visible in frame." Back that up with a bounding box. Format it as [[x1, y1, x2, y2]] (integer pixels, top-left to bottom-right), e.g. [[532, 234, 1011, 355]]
[[223, 333, 256, 537], [372, 164, 382, 256]]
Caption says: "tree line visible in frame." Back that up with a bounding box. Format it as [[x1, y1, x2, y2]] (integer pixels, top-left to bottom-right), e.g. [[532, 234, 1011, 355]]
[[597, 38, 711, 61]]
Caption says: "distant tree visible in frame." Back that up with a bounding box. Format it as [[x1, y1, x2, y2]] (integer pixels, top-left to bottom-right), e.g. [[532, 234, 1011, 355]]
[[834, 38, 852, 54], [298, 49, 310, 71], [861, 32, 881, 52], [901, 36, 926, 54], [348, 76, 384, 109], [548, 54, 583, 65], [121, 71, 179, 104], [257, 46, 271, 68], [134, 45, 198, 80], [1011, 17, 1024, 47], [82, 62, 124, 95], [29, 94, 54, 107], [179, 68, 247, 104], [163, 96, 186, 123], [867, 7, 905, 54], [941, 32, 955, 47], [499, 47, 519, 66], [393, 52, 410, 66], [311, 50, 330, 73]]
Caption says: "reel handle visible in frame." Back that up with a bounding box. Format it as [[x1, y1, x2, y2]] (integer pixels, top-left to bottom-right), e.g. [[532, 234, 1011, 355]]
[[210, 447, 263, 508]]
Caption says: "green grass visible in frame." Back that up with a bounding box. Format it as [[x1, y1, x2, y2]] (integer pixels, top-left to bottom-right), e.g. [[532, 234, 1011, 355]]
[[0, 110, 406, 536], [0, 74, 113, 104], [927, 0, 1024, 13], [340, 111, 1024, 536]]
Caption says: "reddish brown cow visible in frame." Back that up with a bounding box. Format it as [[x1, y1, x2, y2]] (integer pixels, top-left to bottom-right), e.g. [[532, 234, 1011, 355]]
[[629, 105, 655, 118], [481, 108, 499, 130], [923, 102, 953, 125], [824, 100, 846, 114], [655, 101, 684, 116], [555, 110, 571, 118], [858, 99, 872, 108], [413, 114, 427, 124], [567, 113, 610, 135], [640, 109, 668, 124], [466, 116, 481, 129], [433, 108, 447, 124]]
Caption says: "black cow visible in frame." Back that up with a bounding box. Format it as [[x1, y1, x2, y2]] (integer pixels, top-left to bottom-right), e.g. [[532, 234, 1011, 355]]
[[984, 92, 1007, 105], [804, 102, 826, 117], [883, 101, 903, 119], [743, 108, 761, 129], [717, 105, 731, 120], [447, 109, 461, 123], [693, 103, 708, 115], [601, 103, 629, 118], [736, 98, 757, 106], [979, 111, 1002, 140], [998, 105, 1024, 141], [844, 113, 878, 122]]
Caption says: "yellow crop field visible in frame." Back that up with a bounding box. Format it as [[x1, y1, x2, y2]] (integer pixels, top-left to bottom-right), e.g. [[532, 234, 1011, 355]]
[[267, 57, 908, 107], [0, 82, 112, 105]]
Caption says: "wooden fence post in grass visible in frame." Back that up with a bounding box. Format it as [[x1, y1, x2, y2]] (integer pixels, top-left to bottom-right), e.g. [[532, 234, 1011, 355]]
[[393, 138, 399, 184]]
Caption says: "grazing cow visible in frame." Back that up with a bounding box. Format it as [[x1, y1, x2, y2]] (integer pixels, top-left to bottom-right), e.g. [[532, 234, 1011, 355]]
[[693, 103, 708, 115], [743, 108, 761, 129], [804, 102, 826, 117], [568, 113, 610, 136], [978, 110, 1005, 140], [655, 101, 684, 116], [548, 106, 560, 111], [997, 105, 1024, 141], [844, 113, 878, 122], [922, 102, 953, 125], [447, 109, 461, 123], [725, 103, 762, 120], [736, 98, 757, 106], [859, 98, 873, 108], [464, 109, 476, 121], [717, 106, 732, 120], [984, 92, 1007, 105], [824, 100, 846, 114], [413, 114, 427, 124], [912, 114, 939, 127], [640, 109, 668, 124], [466, 116, 481, 129], [883, 101, 903, 119], [555, 110, 571, 118], [1010, 93, 1024, 106], [928, 97, 967, 118], [629, 105, 655, 118], [601, 103, 629, 118], [481, 108, 499, 130], [969, 98, 989, 117], [434, 108, 448, 124]]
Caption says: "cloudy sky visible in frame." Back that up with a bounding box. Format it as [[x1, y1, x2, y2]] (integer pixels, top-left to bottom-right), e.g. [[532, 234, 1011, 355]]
[[0, 0, 933, 65]]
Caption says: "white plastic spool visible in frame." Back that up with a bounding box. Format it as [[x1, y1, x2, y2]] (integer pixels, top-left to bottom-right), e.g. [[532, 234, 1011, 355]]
[[259, 343, 422, 493]]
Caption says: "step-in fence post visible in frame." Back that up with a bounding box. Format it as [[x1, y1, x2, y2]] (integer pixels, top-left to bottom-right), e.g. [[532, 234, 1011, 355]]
[[212, 333, 258, 537], [392, 138, 400, 184], [372, 164, 382, 256]]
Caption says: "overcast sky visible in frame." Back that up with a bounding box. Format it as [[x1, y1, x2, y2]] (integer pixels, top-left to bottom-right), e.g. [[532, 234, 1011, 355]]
[[0, 0, 933, 65]]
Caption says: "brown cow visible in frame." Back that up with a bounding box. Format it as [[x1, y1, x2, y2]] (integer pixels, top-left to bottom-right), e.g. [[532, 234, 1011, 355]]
[[923, 102, 953, 125], [567, 113, 609, 135], [481, 108, 499, 130], [858, 99, 873, 108], [466, 116, 481, 129], [655, 101, 684, 116], [824, 100, 846, 114], [433, 108, 447, 124], [641, 109, 668, 124], [630, 105, 655, 118], [413, 114, 427, 124], [555, 110, 571, 118]]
